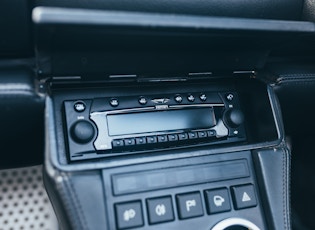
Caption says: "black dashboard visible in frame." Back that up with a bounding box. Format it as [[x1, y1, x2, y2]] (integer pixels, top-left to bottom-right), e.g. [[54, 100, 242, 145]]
[[2, 0, 315, 229]]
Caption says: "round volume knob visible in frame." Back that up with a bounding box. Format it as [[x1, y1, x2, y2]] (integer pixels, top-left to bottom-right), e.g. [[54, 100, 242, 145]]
[[224, 109, 244, 128], [70, 120, 95, 144]]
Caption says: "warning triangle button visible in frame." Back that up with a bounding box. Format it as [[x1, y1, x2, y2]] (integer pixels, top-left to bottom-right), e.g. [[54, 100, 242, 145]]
[[242, 192, 251, 202]]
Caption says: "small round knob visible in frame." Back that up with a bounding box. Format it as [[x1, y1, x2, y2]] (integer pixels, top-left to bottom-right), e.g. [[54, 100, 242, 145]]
[[224, 109, 244, 128], [70, 120, 95, 144]]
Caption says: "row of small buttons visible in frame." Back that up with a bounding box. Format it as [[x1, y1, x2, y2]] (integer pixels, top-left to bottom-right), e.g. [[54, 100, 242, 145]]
[[112, 130, 217, 148], [115, 184, 257, 229], [108, 93, 208, 107]]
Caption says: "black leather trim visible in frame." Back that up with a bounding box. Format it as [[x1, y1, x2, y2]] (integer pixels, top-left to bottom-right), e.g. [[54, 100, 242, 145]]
[[33, 0, 303, 21], [270, 65, 315, 136], [253, 148, 291, 230], [303, 0, 315, 22], [0, 0, 32, 56], [0, 68, 45, 168], [44, 170, 108, 230]]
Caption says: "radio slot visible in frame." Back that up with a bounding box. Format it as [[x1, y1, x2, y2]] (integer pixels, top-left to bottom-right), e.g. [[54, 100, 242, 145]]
[[63, 91, 246, 161]]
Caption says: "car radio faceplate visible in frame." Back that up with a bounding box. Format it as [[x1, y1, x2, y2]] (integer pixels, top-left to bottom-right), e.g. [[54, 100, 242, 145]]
[[63, 90, 246, 161]]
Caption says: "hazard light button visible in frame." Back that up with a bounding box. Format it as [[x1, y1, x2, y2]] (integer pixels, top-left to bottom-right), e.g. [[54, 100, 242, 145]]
[[231, 184, 257, 210]]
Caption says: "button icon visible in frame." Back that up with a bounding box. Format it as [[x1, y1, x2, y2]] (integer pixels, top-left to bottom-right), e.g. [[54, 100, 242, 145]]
[[74, 101, 86, 112], [231, 184, 257, 210], [123, 209, 136, 221], [147, 196, 174, 224], [109, 98, 119, 107], [115, 201, 143, 229], [242, 192, 251, 202], [200, 93, 207, 101], [155, 204, 166, 216], [213, 195, 225, 207], [205, 188, 231, 214], [187, 94, 195, 102], [139, 97, 147, 105], [176, 192, 204, 219], [186, 200, 196, 212], [226, 94, 234, 101], [175, 95, 183, 103]]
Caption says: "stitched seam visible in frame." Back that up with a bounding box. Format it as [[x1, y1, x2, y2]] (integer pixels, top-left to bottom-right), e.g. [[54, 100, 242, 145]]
[[282, 150, 289, 230], [67, 176, 89, 230], [282, 150, 286, 229], [55, 174, 81, 229]]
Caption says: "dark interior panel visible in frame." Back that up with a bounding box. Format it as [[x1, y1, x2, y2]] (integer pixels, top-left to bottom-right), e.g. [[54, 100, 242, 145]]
[[1, 0, 315, 229], [33, 0, 303, 20]]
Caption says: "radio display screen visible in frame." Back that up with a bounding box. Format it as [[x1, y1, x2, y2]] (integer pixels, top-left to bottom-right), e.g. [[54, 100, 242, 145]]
[[107, 107, 215, 136]]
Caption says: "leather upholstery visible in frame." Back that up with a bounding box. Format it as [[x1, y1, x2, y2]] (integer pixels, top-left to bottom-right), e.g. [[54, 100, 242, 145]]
[[34, 0, 303, 20], [0, 68, 45, 168], [303, 0, 315, 22], [253, 148, 291, 230]]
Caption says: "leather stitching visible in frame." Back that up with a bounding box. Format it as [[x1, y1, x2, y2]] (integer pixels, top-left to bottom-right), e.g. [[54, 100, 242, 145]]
[[66, 175, 90, 230]]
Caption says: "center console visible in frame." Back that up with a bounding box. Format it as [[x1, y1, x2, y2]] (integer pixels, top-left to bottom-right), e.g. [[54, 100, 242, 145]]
[[35, 6, 292, 230], [43, 78, 289, 230]]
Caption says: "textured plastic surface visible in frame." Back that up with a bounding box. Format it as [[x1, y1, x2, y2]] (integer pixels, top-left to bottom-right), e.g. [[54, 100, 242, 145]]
[[0, 165, 58, 230]]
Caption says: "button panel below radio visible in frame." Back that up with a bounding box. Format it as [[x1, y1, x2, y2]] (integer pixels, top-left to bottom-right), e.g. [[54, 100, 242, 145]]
[[114, 184, 257, 229], [111, 130, 217, 149]]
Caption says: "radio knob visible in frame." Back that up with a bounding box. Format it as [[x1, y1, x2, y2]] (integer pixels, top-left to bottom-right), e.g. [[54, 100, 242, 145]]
[[224, 109, 244, 128], [70, 120, 95, 144]]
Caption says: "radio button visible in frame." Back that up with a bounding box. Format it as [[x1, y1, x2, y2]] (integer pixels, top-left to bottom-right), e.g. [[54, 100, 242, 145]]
[[70, 121, 95, 144], [124, 138, 136, 146], [147, 136, 158, 144], [174, 95, 183, 103], [136, 137, 147, 145], [198, 131, 208, 138], [74, 101, 86, 112], [109, 98, 119, 107], [188, 132, 198, 139], [207, 130, 216, 137], [178, 133, 188, 141], [168, 134, 178, 142], [187, 94, 195, 102], [199, 93, 207, 102], [158, 135, 168, 143], [112, 139, 124, 148], [138, 97, 147, 105]]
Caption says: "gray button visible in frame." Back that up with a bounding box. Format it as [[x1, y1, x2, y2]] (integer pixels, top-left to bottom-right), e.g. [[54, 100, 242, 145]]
[[176, 192, 204, 219], [147, 196, 174, 224], [231, 184, 257, 210], [205, 188, 231, 214], [115, 201, 144, 229]]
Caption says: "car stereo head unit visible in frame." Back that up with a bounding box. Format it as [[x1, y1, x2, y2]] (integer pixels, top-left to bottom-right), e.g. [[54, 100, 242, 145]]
[[63, 91, 246, 161]]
